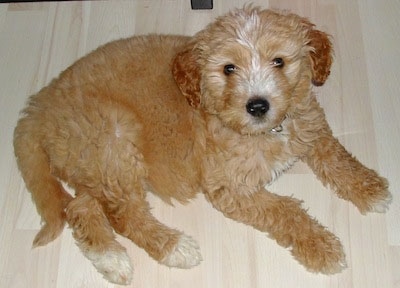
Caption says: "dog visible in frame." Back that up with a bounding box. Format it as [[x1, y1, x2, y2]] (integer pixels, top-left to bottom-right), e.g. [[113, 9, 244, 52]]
[[14, 7, 392, 285]]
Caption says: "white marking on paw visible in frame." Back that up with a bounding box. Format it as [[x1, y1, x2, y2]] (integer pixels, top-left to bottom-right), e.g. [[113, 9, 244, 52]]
[[160, 235, 202, 268], [85, 249, 133, 285], [370, 191, 393, 213]]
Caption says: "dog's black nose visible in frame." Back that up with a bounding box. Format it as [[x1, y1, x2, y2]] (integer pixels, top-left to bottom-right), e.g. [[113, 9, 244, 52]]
[[246, 98, 269, 117]]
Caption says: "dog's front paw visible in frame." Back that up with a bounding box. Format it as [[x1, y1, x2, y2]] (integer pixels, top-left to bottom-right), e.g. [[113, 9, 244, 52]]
[[160, 234, 202, 268], [86, 249, 133, 285], [352, 175, 392, 214], [368, 189, 392, 213], [291, 229, 347, 274]]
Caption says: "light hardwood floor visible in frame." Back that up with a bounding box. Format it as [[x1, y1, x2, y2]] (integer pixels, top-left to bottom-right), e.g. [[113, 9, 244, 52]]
[[0, 1, 399, 287]]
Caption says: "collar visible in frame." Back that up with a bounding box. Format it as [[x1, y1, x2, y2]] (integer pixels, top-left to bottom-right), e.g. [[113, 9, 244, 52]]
[[269, 116, 287, 133]]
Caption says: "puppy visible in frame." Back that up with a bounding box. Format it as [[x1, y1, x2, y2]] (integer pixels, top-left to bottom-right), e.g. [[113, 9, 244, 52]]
[[14, 7, 391, 285]]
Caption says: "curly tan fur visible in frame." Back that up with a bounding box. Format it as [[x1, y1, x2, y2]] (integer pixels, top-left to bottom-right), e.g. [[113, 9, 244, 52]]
[[14, 7, 391, 285]]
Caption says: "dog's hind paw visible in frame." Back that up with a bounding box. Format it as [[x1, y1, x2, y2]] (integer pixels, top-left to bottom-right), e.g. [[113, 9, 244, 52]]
[[160, 234, 202, 268], [86, 249, 133, 285]]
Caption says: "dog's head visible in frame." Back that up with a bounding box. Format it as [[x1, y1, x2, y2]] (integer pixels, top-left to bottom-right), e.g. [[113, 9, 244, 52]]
[[172, 7, 332, 135]]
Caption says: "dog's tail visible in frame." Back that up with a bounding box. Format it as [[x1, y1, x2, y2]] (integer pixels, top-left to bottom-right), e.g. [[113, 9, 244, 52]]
[[14, 107, 73, 247]]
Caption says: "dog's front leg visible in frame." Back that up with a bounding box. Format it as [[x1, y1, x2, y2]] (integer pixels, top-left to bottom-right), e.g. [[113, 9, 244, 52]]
[[305, 132, 392, 214], [204, 188, 346, 274]]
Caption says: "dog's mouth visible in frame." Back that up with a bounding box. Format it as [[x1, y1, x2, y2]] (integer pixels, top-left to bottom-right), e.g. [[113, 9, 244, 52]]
[[242, 115, 287, 136]]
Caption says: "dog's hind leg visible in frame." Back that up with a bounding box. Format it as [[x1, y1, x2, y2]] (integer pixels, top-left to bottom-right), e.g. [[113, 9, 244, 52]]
[[92, 128, 202, 269], [204, 187, 346, 274], [66, 192, 133, 285], [103, 195, 202, 269]]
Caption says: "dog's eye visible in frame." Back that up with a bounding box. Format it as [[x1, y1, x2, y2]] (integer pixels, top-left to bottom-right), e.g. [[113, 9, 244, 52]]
[[223, 64, 236, 75], [272, 58, 284, 68]]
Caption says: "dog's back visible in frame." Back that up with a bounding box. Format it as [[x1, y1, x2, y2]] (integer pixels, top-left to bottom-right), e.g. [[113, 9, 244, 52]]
[[13, 34, 202, 247]]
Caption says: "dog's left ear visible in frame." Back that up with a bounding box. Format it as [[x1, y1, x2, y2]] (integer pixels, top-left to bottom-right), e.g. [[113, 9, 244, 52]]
[[172, 46, 202, 108], [307, 26, 333, 86]]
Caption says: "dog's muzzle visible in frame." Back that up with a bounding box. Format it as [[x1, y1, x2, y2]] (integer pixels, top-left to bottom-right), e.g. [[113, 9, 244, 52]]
[[246, 98, 269, 117]]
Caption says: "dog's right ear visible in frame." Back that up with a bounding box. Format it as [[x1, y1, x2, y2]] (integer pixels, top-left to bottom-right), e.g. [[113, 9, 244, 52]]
[[172, 46, 202, 108]]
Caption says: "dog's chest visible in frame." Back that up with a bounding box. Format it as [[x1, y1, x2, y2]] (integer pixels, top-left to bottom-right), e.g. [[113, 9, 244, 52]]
[[204, 132, 298, 195], [237, 139, 295, 189]]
